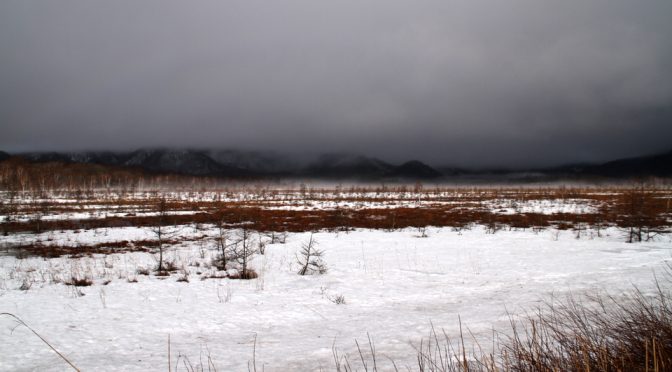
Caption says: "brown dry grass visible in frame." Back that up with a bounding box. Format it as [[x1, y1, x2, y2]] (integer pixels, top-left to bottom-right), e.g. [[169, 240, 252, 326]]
[[342, 276, 672, 372], [5, 239, 182, 258]]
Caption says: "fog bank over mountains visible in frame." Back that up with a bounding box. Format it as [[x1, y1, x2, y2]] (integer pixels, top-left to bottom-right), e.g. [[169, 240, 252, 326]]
[[4, 147, 671, 181]]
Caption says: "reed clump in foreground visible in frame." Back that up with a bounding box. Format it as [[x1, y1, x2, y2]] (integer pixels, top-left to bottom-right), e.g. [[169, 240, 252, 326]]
[[409, 275, 672, 372], [334, 272, 672, 372]]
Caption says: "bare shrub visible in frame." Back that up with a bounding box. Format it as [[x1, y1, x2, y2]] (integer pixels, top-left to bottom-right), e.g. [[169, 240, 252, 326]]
[[330, 294, 346, 305], [228, 269, 258, 280], [19, 278, 32, 291], [163, 260, 179, 272], [267, 231, 287, 244], [155, 259, 178, 276], [416, 226, 429, 238]]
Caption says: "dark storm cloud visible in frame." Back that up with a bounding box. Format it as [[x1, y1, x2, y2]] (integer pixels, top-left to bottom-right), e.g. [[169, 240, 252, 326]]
[[1, 0, 671, 167]]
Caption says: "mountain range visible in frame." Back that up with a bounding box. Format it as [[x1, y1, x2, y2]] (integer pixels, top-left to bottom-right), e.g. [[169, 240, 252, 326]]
[[545, 150, 672, 179], [1, 148, 671, 181], [7, 149, 443, 180]]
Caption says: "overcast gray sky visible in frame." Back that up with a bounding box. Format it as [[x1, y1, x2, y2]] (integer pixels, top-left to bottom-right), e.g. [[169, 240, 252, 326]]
[[1, 0, 671, 167]]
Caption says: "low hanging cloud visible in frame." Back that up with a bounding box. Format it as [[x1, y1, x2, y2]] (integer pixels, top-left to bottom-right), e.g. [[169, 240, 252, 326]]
[[1, 0, 671, 167]]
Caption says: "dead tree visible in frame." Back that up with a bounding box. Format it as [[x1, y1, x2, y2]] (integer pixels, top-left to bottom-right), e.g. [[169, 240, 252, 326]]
[[215, 218, 228, 268], [213, 217, 238, 270], [31, 198, 50, 234], [150, 196, 177, 274], [297, 234, 327, 275], [229, 226, 257, 279]]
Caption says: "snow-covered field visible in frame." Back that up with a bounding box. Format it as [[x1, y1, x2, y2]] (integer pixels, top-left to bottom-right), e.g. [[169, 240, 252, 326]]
[[1, 226, 670, 371]]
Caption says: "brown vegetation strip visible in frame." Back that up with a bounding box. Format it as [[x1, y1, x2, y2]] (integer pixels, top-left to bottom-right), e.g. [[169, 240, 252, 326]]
[[2, 197, 669, 235], [4, 239, 185, 258]]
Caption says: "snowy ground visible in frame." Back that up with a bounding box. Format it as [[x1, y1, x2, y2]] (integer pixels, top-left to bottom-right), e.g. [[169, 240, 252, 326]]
[[1, 226, 671, 371]]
